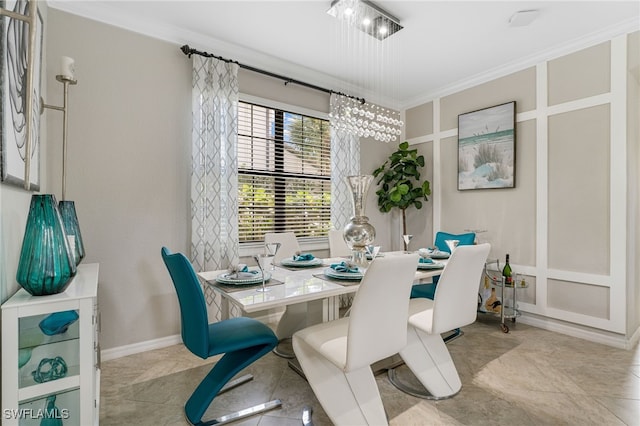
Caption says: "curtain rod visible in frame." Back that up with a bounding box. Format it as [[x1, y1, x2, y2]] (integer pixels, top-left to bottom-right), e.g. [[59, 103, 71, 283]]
[[180, 45, 365, 104]]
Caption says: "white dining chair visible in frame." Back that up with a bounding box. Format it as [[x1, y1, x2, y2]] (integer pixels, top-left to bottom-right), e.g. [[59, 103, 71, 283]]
[[293, 253, 420, 425], [389, 243, 491, 399], [265, 232, 300, 263], [328, 228, 351, 257]]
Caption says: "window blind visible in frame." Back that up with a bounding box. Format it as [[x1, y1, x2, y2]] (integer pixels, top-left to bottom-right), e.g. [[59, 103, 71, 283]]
[[238, 101, 332, 243]]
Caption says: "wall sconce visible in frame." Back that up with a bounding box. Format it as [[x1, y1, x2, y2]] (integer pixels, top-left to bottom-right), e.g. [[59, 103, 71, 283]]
[[327, 0, 403, 40], [41, 57, 85, 266]]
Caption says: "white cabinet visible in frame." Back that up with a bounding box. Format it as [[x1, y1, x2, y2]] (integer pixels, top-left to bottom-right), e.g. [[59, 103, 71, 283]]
[[2, 264, 100, 425]]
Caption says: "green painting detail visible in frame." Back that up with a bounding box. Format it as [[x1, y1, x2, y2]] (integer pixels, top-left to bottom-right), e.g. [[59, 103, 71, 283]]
[[458, 102, 516, 190]]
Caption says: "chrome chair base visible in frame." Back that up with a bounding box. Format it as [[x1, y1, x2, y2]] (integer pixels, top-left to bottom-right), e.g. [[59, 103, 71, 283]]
[[443, 328, 464, 343], [287, 357, 306, 379], [192, 399, 282, 426], [387, 328, 464, 399], [184, 374, 282, 426], [272, 337, 296, 359], [387, 368, 460, 400], [302, 406, 314, 426]]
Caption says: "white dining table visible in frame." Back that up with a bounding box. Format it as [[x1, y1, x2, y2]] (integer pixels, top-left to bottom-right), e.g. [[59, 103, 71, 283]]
[[197, 252, 448, 336]]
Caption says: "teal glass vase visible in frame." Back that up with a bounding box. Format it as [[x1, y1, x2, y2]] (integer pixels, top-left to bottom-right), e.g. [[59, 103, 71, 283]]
[[58, 200, 85, 265], [16, 195, 77, 296]]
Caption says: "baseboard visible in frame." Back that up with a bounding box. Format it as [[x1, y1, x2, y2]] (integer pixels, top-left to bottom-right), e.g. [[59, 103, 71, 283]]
[[100, 334, 182, 362], [100, 310, 283, 362], [101, 311, 639, 362], [518, 313, 638, 350], [627, 324, 640, 349]]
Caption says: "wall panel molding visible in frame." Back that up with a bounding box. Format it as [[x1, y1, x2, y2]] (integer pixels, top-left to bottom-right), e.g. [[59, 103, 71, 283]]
[[408, 34, 632, 338]]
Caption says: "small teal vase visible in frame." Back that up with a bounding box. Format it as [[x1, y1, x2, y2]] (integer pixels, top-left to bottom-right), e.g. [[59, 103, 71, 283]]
[[41, 395, 64, 426], [58, 200, 85, 265], [16, 195, 77, 296]]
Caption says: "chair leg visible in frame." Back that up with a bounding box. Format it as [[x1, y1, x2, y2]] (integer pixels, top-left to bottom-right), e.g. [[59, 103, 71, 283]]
[[302, 406, 314, 426], [394, 326, 462, 399], [195, 399, 282, 426], [184, 345, 281, 425], [293, 336, 388, 426], [443, 328, 464, 343]]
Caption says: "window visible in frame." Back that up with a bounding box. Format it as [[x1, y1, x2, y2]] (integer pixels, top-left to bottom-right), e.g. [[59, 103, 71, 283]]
[[237, 101, 332, 243]]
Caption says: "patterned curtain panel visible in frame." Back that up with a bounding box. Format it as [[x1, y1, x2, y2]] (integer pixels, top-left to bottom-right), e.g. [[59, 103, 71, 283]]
[[190, 56, 240, 275], [330, 93, 361, 230]]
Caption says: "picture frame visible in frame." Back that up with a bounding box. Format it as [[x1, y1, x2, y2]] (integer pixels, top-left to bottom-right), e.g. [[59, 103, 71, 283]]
[[1, 0, 43, 190], [457, 101, 516, 190]]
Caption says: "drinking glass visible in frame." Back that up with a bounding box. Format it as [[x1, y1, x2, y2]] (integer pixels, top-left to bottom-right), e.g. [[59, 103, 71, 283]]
[[265, 242, 281, 270], [252, 254, 273, 292], [445, 239, 459, 253], [402, 234, 413, 252], [366, 245, 381, 261]]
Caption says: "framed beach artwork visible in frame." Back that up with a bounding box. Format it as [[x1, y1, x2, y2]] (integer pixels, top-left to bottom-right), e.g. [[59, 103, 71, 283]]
[[0, 0, 43, 190], [457, 101, 516, 190]]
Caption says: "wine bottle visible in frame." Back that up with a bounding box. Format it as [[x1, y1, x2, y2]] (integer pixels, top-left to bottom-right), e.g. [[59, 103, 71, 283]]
[[502, 254, 513, 286]]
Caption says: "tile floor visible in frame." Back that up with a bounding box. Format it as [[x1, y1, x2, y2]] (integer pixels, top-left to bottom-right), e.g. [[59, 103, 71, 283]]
[[100, 318, 639, 425]]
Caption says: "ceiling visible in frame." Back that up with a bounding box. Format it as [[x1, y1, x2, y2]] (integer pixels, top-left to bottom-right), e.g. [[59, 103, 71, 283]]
[[49, 1, 639, 109]]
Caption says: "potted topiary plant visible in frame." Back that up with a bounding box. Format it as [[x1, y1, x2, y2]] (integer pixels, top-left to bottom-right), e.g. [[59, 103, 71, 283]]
[[372, 141, 431, 243]]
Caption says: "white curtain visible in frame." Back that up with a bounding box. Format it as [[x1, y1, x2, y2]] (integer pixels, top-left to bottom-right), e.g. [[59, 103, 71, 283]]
[[330, 93, 361, 230], [330, 94, 361, 309], [190, 56, 240, 275]]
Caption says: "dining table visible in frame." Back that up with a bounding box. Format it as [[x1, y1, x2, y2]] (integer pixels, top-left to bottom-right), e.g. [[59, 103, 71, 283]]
[[196, 251, 449, 339]]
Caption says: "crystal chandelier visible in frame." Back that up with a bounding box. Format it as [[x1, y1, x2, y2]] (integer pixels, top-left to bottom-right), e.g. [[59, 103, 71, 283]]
[[329, 95, 403, 143], [327, 0, 404, 143], [327, 0, 403, 40]]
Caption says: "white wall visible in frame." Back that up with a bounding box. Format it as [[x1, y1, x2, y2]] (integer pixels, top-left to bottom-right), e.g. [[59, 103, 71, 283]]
[[44, 9, 192, 350], [0, 188, 32, 304], [627, 31, 640, 337]]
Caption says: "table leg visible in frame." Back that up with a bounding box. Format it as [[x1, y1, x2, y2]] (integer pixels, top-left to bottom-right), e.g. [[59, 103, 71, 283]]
[[323, 296, 340, 322], [220, 297, 230, 320]]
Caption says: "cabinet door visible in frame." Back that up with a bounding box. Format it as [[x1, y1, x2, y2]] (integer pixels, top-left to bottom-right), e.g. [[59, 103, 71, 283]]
[[17, 389, 79, 426], [18, 311, 81, 390]]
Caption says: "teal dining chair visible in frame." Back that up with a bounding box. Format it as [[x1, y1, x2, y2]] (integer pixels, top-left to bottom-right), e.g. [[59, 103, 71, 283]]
[[161, 247, 281, 425], [410, 231, 476, 300], [433, 231, 476, 253]]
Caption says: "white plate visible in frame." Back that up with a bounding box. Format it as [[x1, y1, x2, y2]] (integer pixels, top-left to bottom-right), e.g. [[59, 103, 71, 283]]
[[324, 267, 363, 280], [417, 261, 445, 270], [280, 257, 323, 267], [215, 271, 271, 285], [418, 248, 449, 259], [430, 252, 450, 259]]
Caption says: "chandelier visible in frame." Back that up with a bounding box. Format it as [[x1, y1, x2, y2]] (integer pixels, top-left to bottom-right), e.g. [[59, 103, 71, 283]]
[[328, 95, 403, 143], [327, 0, 404, 143], [327, 0, 403, 40]]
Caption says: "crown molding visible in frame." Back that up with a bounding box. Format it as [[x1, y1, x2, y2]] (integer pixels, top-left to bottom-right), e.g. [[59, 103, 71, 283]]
[[46, 0, 401, 108], [47, 1, 637, 112], [401, 17, 640, 110]]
